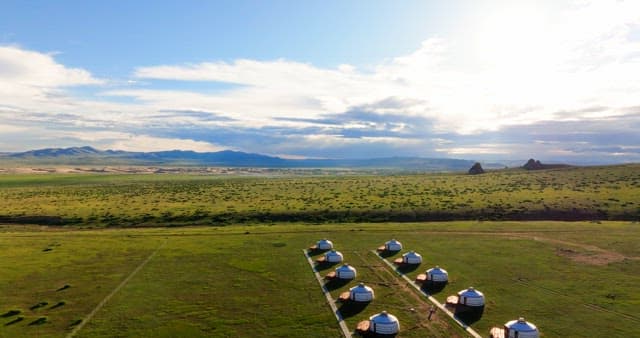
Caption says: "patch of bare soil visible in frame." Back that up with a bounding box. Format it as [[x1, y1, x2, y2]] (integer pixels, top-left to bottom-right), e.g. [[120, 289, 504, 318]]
[[555, 247, 626, 265]]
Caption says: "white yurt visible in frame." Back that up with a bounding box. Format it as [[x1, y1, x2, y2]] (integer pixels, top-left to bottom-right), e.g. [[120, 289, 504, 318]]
[[426, 266, 448, 283], [349, 283, 375, 302], [324, 250, 344, 263], [402, 251, 422, 264], [385, 239, 403, 251], [316, 239, 333, 250], [457, 287, 485, 307], [505, 318, 539, 338], [369, 311, 400, 335], [335, 264, 357, 279]]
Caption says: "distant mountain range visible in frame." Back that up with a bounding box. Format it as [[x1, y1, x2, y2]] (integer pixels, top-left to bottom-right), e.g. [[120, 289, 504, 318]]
[[0, 146, 504, 171]]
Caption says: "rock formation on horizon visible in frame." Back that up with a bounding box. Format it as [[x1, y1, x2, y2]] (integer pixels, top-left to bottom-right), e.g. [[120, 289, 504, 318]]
[[523, 158, 572, 171], [523, 158, 544, 170], [468, 162, 485, 175]]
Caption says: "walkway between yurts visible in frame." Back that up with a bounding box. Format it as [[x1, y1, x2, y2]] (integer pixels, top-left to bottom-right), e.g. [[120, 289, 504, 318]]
[[372, 250, 482, 338], [305, 249, 466, 337]]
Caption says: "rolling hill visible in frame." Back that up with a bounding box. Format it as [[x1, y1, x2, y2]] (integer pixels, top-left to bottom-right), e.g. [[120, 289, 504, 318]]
[[0, 146, 490, 171]]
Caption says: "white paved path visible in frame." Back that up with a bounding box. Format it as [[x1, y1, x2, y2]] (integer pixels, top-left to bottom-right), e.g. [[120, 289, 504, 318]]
[[302, 249, 352, 338]]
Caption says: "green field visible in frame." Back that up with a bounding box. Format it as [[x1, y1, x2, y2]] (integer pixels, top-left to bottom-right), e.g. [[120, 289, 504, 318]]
[[1, 167, 639, 337], [1, 165, 639, 227], [1, 222, 639, 337]]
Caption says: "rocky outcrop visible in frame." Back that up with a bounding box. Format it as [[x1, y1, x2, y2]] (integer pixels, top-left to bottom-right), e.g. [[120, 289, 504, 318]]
[[523, 158, 571, 170], [523, 159, 544, 170], [468, 162, 485, 175]]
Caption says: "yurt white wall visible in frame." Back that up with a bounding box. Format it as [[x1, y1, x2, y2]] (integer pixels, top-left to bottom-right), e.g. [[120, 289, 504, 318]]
[[316, 239, 333, 250], [385, 239, 402, 251], [369, 311, 400, 335], [457, 287, 485, 306], [335, 264, 357, 279], [349, 283, 374, 302], [324, 250, 343, 263], [402, 251, 422, 264], [505, 318, 539, 338], [427, 266, 448, 282]]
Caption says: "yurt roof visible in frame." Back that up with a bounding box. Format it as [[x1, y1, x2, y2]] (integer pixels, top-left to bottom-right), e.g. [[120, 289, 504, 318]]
[[427, 266, 447, 274], [336, 263, 356, 273], [458, 287, 484, 298], [317, 239, 332, 245], [403, 250, 421, 258], [505, 318, 538, 332], [369, 311, 399, 324], [386, 239, 401, 245], [350, 282, 373, 293], [326, 250, 342, 256]]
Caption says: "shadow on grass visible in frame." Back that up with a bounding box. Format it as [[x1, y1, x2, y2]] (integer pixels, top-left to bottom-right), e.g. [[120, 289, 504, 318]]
[[1, 310, 21, 318], [50, 301, 66, 310], [421, 281, 447, 295], [325, 278, 351, 291], [28, 317, 47, 326], [4, 316, 24, 326], [357, 330, 398, 338], [396, 264, 420, 274], [315, 261, 339, 272], [69, 319, 82, 327], [308, 248, 329, 257], [378, 250, 399, 259], [56, 284, 71, 291], [29, 302, 48, 311], [338, 301, 370, 319], [455, 306, 484, 325]]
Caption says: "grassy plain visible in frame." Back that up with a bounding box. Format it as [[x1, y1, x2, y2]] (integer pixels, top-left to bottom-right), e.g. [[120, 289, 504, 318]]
[[0, 164, 639, 226], [0, 222, 639, 337], [1, 166, 639, 337]]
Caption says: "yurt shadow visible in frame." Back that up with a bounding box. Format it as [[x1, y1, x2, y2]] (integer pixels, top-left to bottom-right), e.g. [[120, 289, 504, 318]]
[[421, 281, 447, 294], [315, 261, 339, 271], [396, 264, 420, 274], [378, 250, 399, 258], [325, 278, 351, 291], [338, 301, 370, 318], [455, 306, 484, 325], [308, 248, 329, 256], [356, 332, 398, 338]]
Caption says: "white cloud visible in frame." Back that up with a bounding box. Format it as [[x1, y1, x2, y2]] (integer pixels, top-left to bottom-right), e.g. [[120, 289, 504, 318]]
[[122, 0, 640, 136], [64, 131, 226, 152], [0, 45, 102, 87], [106, 135, 225, 152], [0, 124, 27, 133]]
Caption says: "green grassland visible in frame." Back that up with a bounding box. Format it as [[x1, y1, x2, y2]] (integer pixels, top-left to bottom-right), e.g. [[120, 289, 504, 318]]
[[0, 222, 639, 337], [1, 164, 639, 226], [1, 165, 639, 337]]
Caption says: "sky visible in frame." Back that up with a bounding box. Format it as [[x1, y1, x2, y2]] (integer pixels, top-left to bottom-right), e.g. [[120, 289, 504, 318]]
[[1, 0, 640, 163]]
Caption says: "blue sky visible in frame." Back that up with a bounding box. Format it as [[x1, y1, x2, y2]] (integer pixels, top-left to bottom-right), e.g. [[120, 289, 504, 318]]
[[1, 0, 640, 163]]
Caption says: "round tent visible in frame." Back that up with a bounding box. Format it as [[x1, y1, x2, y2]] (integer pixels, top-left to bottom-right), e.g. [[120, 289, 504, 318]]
[[402, 251, 422, 264], [324, 250, 343, 263], [349, 283, 374, 302], [384, 239, 403, 251], [335, 264, 357, 279], [505, 318, 539, 338], [426, 266, 448, 283], [369, 311, 400, 335], [316, 239, 333, 250], [457, 287, 485, 307]]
